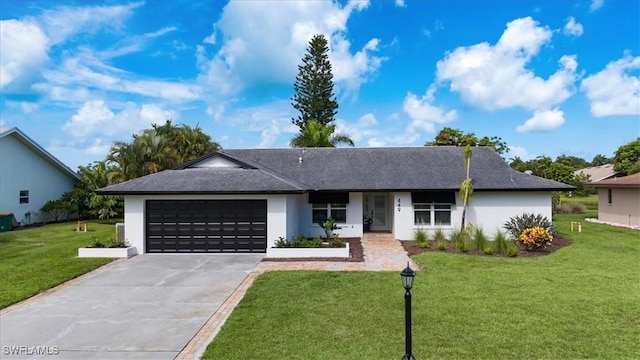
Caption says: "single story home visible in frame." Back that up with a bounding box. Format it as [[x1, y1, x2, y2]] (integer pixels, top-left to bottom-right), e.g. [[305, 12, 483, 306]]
[[0, 127, 80, 225], [574, 164, 620, 182], [98, 147, 573, 255], [589, 173, 640, 228]]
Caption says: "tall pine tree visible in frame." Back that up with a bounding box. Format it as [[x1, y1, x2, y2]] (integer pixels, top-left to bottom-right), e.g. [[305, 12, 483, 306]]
[[291, 34, 338, 130]]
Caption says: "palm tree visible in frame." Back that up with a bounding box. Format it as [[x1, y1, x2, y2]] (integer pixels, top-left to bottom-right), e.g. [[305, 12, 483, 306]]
[[460, 144, 473, 229], [290, 119, 354, 148]]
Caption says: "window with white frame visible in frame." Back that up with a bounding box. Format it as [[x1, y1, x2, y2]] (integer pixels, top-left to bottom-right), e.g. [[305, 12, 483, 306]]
[[19, 190, 29, 204], [312, 203, 347, 224], [414, 204, 451, 226]]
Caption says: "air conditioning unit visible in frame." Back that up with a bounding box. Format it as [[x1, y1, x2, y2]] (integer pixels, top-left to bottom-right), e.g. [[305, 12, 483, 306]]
[[115, 223, 125, 242]]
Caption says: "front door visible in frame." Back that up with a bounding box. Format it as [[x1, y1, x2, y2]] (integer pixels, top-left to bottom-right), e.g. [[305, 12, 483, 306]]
[[364, 193, 389, 231]]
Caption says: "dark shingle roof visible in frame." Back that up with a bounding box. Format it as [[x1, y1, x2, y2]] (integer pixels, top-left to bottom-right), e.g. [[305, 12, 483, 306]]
[[98, 147, 574, 194]]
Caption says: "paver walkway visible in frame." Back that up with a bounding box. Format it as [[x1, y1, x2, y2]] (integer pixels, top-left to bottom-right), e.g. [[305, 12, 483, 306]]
[[178, 233, 416, 359]]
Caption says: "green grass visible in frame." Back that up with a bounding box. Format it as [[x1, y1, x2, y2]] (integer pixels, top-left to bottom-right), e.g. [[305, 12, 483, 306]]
[[561, 194, 598, 211], [0, 220, 117, 309], [203, 214, 640, 359]]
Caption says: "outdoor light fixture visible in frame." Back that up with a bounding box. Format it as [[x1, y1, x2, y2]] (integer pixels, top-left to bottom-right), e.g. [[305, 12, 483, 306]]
[[401, 262, 416, 360]]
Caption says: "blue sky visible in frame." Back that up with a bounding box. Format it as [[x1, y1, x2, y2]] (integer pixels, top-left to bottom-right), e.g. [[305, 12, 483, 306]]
[[1, 0, 638, 169]]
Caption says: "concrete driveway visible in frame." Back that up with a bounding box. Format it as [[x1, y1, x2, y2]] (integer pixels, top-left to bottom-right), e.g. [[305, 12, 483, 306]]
[[0, 254, 263, 359]]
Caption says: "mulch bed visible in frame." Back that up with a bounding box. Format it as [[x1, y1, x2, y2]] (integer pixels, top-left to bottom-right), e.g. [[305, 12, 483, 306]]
[[262, 237, 364, 262], [402, 235, 573, 258]]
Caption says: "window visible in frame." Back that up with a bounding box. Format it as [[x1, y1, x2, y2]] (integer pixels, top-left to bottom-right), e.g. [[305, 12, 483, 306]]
[[414, 204, 451, 226], [607, 189, 612, 205], [312, 203, 347, 224], [19, 190, 29, 204]]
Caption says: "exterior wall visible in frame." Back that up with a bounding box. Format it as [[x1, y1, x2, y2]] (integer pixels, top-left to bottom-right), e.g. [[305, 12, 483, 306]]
[[123, 194, 289, 253], [298, 192, 363, 238], [393, 192, 461, 240], [393, 191, 552, 240], [0, 135, 77, 224], [468, 191, 552, 237], [597, 187, 640, 227], [285, 195, 303, 239]]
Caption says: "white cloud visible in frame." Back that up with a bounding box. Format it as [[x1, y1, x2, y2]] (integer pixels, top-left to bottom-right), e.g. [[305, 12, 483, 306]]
[[367, 132, 421, 147], [436, 17, 578, 111], [43, 55, 201, 102], [516, 108, 565, 133], [37, 2, 142, 45], [215, 100, 297, 148], [508, 146, 530, 160], [0, 19, 49, 90], [197, 0, 383, 97], [403, 86, 457, 133], [590, 0, 604, 12], [563, 17, 583, 37], [64, 100, 178, 138], [581, 54, 640, 117], [86, 138, 111, 155], [395, 0, 406, 7], [335, 113, 379, 143]]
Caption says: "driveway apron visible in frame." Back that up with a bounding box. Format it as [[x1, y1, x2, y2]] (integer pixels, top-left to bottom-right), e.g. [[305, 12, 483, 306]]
[[0, 254, 263, 360]]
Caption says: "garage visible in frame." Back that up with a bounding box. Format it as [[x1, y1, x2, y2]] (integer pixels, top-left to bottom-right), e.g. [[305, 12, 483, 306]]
[[145, 200, 267, 253]]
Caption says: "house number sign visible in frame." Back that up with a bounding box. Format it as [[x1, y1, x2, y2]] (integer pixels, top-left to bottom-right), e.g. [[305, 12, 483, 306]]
[[397, 198, 401, 212]]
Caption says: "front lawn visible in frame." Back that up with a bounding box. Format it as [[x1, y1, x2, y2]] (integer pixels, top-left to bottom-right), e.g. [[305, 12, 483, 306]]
[[203, 215, 640, 359], [0, 220, 118, 309]]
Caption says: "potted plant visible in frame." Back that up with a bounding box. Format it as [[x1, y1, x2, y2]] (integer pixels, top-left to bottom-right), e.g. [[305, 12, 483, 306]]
[[363, 216, 373, 232]]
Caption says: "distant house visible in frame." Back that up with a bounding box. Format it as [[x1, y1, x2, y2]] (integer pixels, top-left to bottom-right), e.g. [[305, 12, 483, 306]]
[[574, 164, 620, 183], [590, 173, 640, 229], [0, 127, 80, 224], [98, 147, 574, 255]]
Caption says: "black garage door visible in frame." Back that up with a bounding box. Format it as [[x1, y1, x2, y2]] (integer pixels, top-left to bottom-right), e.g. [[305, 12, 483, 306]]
[[146, 200, 267, 253]]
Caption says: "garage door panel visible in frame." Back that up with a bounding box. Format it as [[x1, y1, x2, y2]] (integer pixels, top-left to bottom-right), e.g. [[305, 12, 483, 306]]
[[145, 200, 267, 253]]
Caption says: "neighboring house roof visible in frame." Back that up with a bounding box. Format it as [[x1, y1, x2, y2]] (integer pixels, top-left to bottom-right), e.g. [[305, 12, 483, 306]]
[[574, 164, 619, 182], [99, 147, 574, 195], [589, 173, 640, 188], [0, 127, 80, 181]]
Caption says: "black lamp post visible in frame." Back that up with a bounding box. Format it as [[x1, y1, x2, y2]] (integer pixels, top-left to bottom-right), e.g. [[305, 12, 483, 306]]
[[401, 262, 416, 360]]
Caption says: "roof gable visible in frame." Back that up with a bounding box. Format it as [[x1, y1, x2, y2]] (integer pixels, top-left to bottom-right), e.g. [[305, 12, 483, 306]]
[[0, 127, 80, 181]]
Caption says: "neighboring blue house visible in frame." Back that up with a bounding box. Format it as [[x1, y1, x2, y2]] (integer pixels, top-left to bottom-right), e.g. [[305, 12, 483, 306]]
[[0, 127, 80, 224]]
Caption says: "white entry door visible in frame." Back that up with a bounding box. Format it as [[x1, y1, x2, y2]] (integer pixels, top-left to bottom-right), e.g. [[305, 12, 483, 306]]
[[365, 193, 389, 231]]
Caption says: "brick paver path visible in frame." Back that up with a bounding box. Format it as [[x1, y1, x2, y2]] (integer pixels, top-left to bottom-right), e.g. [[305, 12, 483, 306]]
[[177, 233, 417, 359]]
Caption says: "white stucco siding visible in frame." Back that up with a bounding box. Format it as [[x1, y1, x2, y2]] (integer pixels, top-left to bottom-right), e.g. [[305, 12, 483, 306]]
[[285, 195, 303, 240], [597, 187, 640, 227], [393, 191, 551, 240], [122, 194, 289, 254], [0, 135, 77, 224], [299, 192, 363, 238], [467, 191, 552, 237]]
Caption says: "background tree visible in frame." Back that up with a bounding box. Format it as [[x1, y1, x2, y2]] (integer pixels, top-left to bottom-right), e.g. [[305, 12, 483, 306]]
[[590, 154, 612, 167], [425, 127, 508, 156], [291, 34, 338, 130], [40, 200, 74, 222], [613, 138, 640, 174], [290, 120, 354, 148]]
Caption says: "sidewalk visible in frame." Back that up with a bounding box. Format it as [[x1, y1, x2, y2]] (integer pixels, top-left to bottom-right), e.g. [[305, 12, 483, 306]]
[[177, 233, 416, 359]]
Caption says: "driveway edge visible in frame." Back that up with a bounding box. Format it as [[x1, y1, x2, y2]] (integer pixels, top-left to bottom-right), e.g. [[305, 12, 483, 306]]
[[0, 258, 129, 316], [175, 270, 260, 360]]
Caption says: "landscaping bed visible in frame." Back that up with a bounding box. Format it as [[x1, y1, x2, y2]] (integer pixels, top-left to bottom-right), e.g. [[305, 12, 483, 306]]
[[401, 235, 573, 258], [263, 237, 364, 262]]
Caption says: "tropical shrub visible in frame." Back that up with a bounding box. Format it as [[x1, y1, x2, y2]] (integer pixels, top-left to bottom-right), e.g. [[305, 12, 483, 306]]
[[432, 228, 447, 244], [483, 247, 494, 255], [472, 227, 489, 251], [329, 237, 345, 248], [413, 229, 429, 248], [274, 235, 322, 248], [492, 231, 510, 255], [555, 201, 586, 214], [438, 242, 447, 251], [503, 213, 554, 239], [450, 228, 470, 253], [507, 245, 519, 257], [517, 227, 553, 251]]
